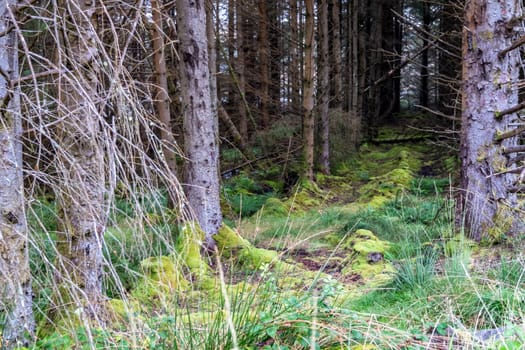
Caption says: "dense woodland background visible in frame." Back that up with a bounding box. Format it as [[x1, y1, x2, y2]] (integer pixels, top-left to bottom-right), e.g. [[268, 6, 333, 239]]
[[1, 0, 525, 349]]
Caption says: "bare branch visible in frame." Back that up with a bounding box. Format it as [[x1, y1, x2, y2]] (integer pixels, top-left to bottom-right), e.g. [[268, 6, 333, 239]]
[[498, 34, 525, 59], [495, 125, 525, 142], [495, 101, 525, 119]]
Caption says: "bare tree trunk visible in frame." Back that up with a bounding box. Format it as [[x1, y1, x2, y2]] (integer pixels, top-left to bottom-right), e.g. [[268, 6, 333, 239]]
[[420, 1, 431, 108], [303, 0, 315, 180], [459, 0, 524, 240], [257, 0, 270, 129], [0, 2, 35, 346], [54, 0, 107, 319], [319, 0, 330, 174], [236, 0, 248, 140], [176, 0, 222, 245], [330, 0, 342, 110], [150, 0, 178, 197], [206, 0, 218, 136], [349, 0, 363, 148], [289, 0, 300, 114]]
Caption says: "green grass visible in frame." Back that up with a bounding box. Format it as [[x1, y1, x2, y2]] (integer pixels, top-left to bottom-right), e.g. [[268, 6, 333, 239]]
[[16, 153, 525, 350]]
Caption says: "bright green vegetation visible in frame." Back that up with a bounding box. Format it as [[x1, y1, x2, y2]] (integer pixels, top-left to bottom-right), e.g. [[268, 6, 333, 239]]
[[19, 134, 525, 350]]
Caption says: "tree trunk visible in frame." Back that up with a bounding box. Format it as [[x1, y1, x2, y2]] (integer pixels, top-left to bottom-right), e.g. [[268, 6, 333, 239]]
[[150, 0, 178, 201], [459, 0, 524, 240], [348, 0, 363, 148], [329, 0, 342, 110], [0, 2, 35, 346], [319, 0, 330, 174], [257, 0, 270, 129], [289, 0, 300, 114], [176, 0, 222, 245], [236, 0, 248, 140], [54, 0, 107, 319], [303, 0, 315, 180], [206, 0, 218, 136], [438, 0, 461, 117], [420, 1, 431, 108]]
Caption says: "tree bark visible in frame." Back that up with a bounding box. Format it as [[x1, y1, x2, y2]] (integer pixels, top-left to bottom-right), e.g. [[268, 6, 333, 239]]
[[329, 0, 342, 110], [0, 2, 35, 346], [319, 0, 330, 174], [54, 0, 107, 319], [150, 0, 178, 198], [289, 0, 300, 114], [176, 0, 222, 245], [459, 0, 524, 240], [420, 2, 431, 108], [257, 0, 270, 129], [236, 0, 248, 140], [303, 0, 315, 180]]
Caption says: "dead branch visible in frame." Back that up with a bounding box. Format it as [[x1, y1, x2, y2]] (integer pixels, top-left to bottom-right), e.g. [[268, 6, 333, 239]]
[[486, 165, 525, 178], [495, 125, 525, 142], [503, 145, 525, 154], [495, 101, 525, 119], [498, 35, 525, 59]]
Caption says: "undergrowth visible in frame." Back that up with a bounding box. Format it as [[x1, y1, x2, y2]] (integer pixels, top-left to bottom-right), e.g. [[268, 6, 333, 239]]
[[10, 149, 525, 349]]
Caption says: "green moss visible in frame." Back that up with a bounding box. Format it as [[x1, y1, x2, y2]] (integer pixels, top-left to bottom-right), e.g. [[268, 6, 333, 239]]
[[37, 284, 85, 337], [261, 197, 289, 217], [131, 256, 188, 305], [215, 224, 279, 269], [340, 229, 395, 286], [358, 152, 415, 208], [486, 206, 514, 243], [348, 229, 392, 254], [444, 234, 476, 257], [176, 223, 216, 290]]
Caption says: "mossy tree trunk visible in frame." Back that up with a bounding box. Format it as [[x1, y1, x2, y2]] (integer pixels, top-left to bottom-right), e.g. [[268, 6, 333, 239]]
[[0, 1, 35, 346], [458, 0, 524, 240], [54, 0, 107, 319], [176, 0, 222, 246]]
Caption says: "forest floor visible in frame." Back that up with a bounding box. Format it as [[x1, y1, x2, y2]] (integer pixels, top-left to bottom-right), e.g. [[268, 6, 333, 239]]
[[27, 114, 525, 349]]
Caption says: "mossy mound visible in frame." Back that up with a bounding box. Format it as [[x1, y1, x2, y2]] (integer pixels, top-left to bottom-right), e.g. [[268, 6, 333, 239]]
[[286, 178, 327, 212], [340, 229, 395, 286], [260, 197, 290, 217], [131, 256, 189, 307], [215, 224, 280, 269], [358, 149, 418, 208]]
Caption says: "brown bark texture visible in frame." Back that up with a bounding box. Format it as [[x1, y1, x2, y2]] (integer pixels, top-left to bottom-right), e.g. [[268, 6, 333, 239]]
[[459, 0, 524, 240], [176, 0, 223, 243], [0, 1, 35, 347]]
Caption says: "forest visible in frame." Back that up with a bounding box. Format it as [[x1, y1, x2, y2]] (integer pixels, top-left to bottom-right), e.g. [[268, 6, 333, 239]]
[[1, 0, 525, 349]]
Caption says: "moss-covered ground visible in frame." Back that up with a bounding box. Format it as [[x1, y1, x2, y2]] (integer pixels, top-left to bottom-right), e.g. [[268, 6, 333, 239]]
[[19, 118, 525, 350]]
